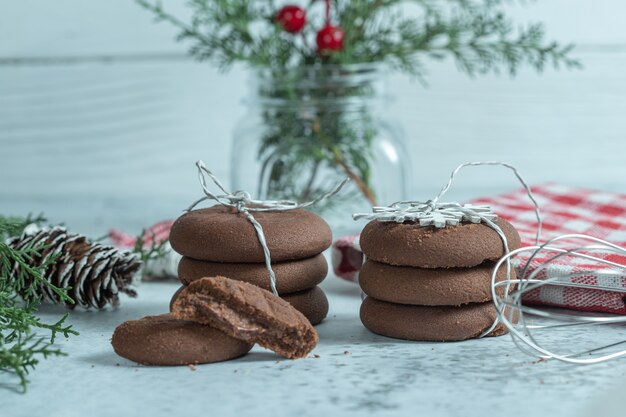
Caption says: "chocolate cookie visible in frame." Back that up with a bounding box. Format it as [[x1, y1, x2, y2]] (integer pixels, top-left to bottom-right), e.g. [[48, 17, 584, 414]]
[[111, 314, 252, 365], [359, 260, 515, 306], [170, 281, 329, 325], [178, 254, 328, 293], [170, 206, 332, 262], [360, 297, 511, 341], [360, 217, 521, 268], [283, 287, 329, 325], [172, 276, 318, 359]]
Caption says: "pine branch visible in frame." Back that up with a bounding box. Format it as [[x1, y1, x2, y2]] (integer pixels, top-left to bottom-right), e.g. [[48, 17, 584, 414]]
[[0, 215, 78, 393], [0, 333, 68, 393], [135, 0, 580, 76], [133, 229, 169, 275], [0, 214, 46, 241]]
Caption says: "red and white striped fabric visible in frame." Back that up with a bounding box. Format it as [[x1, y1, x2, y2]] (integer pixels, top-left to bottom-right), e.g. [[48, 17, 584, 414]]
[[332, 183, 626, 315], [109, 219, 180, 279], [109, 219, 174, 249]]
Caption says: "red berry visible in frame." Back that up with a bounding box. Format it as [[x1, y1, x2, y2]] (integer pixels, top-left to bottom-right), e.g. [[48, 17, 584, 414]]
[[316, 25, 344, 53], [276, 5, 307, 33]]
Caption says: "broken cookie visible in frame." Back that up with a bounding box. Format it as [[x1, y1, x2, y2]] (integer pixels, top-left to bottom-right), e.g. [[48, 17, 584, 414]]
[[171, 276, 318, 359]]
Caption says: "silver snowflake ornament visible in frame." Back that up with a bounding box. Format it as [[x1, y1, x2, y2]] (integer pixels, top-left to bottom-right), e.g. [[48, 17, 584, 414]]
[[353, 201, 497, 228]]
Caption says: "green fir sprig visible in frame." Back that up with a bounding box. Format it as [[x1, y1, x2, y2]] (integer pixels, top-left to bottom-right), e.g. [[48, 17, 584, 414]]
[[0, 214, 46, 242], [135, 0, 580, 208], [0, 215, 78, 393], [135, 0, 580, 77], [133, 229, 170, 278]]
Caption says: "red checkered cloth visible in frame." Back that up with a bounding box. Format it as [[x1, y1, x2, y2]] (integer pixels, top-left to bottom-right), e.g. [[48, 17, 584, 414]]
[[332, 183, 626, 315]]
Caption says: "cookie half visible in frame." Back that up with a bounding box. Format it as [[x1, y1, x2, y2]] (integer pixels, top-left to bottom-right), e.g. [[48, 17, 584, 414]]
[[111, 314, 252, 365], [170, 284, 329, 325], [172, 277, 318, 359], [359, 260, 515, 306], [170, 206, 332, 262], [360, 217, 521, 268], [283, 287, 329, 325], [178, 254, 328, 294], [360, 297, 511, 341]]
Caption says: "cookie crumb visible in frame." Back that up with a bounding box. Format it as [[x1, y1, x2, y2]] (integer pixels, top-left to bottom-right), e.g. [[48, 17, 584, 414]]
[[343, 351, 350, 355], [188, 364, 197, 371], [312, 354, 321, 359]]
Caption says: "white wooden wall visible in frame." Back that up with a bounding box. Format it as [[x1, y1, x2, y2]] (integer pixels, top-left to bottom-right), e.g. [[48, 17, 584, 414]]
[[1, 1, 625, 235]]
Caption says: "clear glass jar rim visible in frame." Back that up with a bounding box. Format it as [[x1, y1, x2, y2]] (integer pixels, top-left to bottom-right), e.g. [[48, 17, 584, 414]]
[[246, 63, 389, 108], [255, 62, 384, 80]]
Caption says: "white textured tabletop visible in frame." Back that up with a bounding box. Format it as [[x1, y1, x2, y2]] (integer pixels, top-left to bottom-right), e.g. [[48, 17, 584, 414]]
[[3, 1, 626, 414], [3, 273, 626, 417]]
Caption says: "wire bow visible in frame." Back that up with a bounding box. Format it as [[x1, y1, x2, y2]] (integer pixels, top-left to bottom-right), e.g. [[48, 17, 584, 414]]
[[187, 160, 349, 295], [353, 201, 497, 227]]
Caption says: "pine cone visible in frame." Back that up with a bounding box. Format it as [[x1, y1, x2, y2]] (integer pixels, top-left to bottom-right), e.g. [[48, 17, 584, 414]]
[[9, 226, 142, 309]]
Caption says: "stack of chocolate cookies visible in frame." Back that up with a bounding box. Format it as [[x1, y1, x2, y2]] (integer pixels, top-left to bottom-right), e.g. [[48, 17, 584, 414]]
[[358, 217, 521, 341], [168, 205, 332, 325]]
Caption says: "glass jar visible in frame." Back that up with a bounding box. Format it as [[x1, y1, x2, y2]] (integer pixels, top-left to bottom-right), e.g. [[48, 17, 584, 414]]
[[231, 64, 410, 234]]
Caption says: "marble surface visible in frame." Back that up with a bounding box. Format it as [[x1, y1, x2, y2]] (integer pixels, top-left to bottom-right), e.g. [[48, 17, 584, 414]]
[[3, 274, 626, 417]]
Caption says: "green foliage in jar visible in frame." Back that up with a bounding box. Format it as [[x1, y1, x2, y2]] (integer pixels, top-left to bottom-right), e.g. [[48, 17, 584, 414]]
[[136, 0, 580, 206]]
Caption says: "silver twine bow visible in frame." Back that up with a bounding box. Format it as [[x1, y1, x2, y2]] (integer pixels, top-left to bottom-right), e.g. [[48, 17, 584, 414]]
[[354, 161, 541, 239], [187, 160, 349, 296], [353, 161, 540, 237]]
